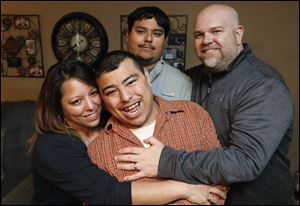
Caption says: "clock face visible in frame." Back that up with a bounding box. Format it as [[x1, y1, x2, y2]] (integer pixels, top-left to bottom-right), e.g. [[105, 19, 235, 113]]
[[52, 12, 108, 68]]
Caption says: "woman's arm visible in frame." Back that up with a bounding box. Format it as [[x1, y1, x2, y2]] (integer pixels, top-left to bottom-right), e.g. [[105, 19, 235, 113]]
[[132, 180, 226, 205], [35, 134, 224, 205]]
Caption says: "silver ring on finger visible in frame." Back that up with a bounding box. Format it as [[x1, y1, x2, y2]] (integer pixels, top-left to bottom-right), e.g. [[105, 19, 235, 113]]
[[134, 163, 137, 170]]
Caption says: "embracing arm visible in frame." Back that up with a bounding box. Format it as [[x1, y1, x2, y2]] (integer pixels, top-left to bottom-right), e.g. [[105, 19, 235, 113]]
[[116, 79, 294, 185], [159, 79, 294, 184], [132, 180, 226, 205], [35, 134, 225, 205]]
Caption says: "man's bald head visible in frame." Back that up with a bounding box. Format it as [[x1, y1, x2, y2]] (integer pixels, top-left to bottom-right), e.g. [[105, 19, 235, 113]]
[[193, 4, 244, 72], [195, 4, 240, 29]]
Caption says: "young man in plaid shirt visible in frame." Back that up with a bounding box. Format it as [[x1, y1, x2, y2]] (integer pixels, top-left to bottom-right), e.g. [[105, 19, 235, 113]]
[[88, 50, 227, 205]]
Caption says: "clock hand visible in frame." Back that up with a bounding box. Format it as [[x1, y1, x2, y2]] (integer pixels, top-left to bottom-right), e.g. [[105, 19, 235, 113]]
[[76, 39, 84, 59], [76, 32, 81, 55], [78, 38, 84, 44], [71, 39, 84, 49], [71, 43, 78, 49]]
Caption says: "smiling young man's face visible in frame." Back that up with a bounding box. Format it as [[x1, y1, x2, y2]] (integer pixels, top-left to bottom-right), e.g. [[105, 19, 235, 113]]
[[97, 58, 157, 129]]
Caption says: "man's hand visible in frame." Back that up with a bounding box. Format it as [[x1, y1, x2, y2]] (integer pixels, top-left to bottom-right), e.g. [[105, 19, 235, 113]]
[[114, 136, 164, 181]]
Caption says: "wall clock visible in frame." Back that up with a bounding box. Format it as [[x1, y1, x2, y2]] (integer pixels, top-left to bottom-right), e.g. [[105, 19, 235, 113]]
[[51, 12, 108, 69]]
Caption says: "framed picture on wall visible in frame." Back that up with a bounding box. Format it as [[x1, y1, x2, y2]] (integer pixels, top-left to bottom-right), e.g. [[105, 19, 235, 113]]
[[120, 15, 187, 71], [1, 15, 44, 77], [163, 48, 177, 60]]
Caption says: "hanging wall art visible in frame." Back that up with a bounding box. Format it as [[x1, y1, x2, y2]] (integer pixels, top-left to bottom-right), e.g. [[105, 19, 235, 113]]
[[1, 15, 44, 77]]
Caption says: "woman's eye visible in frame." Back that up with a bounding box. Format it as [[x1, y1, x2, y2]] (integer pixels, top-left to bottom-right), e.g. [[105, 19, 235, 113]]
[[90, 90, 98, 96], [71, 99, 81, 105]]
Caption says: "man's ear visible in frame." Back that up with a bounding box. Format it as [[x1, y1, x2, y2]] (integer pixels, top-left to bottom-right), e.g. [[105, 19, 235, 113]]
[[143, 67, 151, 85], [236, 25, 244, 46]]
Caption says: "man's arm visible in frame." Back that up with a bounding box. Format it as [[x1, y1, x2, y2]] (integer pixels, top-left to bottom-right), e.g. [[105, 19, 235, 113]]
[[158, 79, 294, 184], [116, 79, 294, 185]]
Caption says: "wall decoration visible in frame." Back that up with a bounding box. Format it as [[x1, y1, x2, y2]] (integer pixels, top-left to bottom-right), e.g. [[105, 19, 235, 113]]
[[1, 15, 44, 77], [121, 15, 188, 72], [51, 12, 108, 69]]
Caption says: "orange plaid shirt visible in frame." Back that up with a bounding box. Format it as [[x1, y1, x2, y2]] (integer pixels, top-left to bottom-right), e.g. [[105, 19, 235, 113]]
[[88, 97, 222, 205]]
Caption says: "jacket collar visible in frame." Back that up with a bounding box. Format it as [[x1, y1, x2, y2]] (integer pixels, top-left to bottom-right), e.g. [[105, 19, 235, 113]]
[[225, 43, 251, 73]]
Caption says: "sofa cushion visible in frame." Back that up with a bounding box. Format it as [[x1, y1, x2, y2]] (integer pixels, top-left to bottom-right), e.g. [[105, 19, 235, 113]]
[[1, 100, 35, 199]]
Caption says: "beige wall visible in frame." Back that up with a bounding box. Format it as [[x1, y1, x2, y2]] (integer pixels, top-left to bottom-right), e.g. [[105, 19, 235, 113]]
[[1, 1, 298, 173]]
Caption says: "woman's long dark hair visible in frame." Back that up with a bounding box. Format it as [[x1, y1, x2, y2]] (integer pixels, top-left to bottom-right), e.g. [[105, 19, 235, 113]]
[[28, 60, 98, 150]]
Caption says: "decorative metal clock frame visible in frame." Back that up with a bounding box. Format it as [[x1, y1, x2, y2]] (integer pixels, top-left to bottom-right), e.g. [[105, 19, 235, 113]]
[[51, 12, 108, 69]]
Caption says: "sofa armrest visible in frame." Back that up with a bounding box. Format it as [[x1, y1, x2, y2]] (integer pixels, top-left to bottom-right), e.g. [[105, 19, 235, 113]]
[[1, 173, 33, 205]]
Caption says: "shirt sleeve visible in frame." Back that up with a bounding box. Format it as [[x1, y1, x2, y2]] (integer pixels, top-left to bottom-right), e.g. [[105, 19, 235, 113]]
[[158, 78, 294, 185], [33, 133, 132, 205]]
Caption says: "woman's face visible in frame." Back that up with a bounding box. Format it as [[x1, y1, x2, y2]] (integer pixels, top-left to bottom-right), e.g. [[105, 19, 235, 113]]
[[60, 77, 102, 132]]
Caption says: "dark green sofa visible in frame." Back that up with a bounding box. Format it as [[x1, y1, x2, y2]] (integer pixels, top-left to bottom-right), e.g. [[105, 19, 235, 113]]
[[1, 100, 35, 205]]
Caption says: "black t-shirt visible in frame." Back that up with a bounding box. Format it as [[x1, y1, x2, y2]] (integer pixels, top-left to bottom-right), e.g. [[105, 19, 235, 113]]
[[32, 133, 131, 205]]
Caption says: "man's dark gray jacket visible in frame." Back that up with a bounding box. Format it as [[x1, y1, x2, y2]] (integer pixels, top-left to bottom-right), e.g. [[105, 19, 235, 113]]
[[159, 44, 294, 205]]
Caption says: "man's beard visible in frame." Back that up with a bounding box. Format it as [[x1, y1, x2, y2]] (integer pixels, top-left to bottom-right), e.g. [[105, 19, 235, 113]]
[[201, 47, 238, 73]]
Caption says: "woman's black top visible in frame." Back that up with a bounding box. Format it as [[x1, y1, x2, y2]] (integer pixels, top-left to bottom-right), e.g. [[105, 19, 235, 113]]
[[32, 133, 131, 205]]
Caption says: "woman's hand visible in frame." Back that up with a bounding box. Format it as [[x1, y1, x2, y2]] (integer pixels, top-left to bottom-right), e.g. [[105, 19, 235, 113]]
[[114, 136, 164, 181], [184, 183, 227, 205], [132, 180, 227, 205]]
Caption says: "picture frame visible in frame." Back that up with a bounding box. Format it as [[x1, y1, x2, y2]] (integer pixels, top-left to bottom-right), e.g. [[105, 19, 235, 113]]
[[168, 33, 186, 45], [1, 15, 44, 77], [14, 16, 30, 29], [120, 15, 187, 71], [25, 39, 36, 55], [163, 48, 177, 60]]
